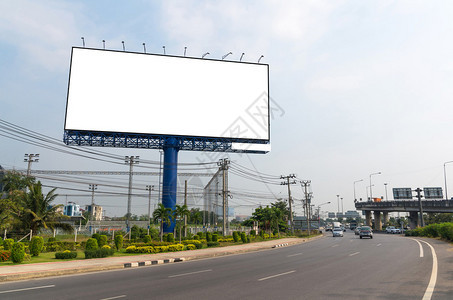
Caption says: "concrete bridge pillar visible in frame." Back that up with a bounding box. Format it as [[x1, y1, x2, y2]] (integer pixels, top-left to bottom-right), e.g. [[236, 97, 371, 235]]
[[383, 212, 389, 226], [409, 211, 419, 229], [365, 211, 372, 227], [374, 211, 382, 230]]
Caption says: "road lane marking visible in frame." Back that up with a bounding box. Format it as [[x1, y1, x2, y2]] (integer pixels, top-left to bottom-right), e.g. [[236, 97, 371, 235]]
[[376, 243, 382, 247], [349, 252, 360, 257], [287, 252, 303, 257], [168, 269, 212, 278], [410, 238, 424, 257], [0, 285, 55, 294], [331, 244, 339, 247], [419, 240, 438, 300], [100, 296, 126, 300], [258, 270, 296, 281]]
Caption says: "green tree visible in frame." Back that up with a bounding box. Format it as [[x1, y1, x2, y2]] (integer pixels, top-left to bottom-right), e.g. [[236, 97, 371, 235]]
[[21, 182, 71, 234], [190, 208, 203, 232], [174, 204, 190, 243], [153, 203, 173, 242]]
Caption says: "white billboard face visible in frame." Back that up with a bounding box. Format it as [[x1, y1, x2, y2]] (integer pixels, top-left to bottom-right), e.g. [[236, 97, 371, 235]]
[[65, 48, 269, 142]]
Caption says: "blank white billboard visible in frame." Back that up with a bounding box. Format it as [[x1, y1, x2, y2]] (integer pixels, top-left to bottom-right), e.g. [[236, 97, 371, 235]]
[[65, 48, 269, 142]]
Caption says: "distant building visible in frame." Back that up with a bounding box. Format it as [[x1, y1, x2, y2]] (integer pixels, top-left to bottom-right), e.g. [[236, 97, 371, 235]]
[[328, 212, 336, 219], [235, 215, 250, 222], [64, 202, 82, 217], [86, 204, 103, 221]]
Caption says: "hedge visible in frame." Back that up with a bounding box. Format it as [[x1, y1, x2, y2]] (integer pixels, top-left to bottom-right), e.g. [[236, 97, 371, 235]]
[[30, 236, 44, 256], [405, 222, 453, 242], [85, 248, 114, 259], [186, 244, 196, 250], [55, 250, 77, 259], [11, 243, 25, 263], [3, 239, 14, 251]]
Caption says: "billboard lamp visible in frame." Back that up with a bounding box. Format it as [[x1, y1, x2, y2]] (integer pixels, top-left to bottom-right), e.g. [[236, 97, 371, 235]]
[[240, 53, 245, 62]]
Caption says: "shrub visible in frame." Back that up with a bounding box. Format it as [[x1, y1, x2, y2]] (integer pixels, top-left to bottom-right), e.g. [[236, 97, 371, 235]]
[[168, 244, 184, 252], [206, 232, 212, 242], [207, 241, 219, 247], [11, 243, 25, 263], [212, 234, 218, 242], [250, 230, 257, 237], [47, 237, 56, 243], [240, 232, 247, 243], [114, 234, 123, 251], [102, 245, 111, 250], [186, 244, 196, 250], [0, 250, 11, 262], [99, 235, 108, 247], [233, 231, 239, 243], [126, 246, 155, 254], [85, 247, 114, 259], [85, 238, 98, 251], [263, 233, 270, 239], [438, 223, 453, 241], [3, 239, 14, 251], [144, 235, 152, 243], [0, 237, 3, 247], [218, 238, 234, 242], [30, 236, 44, 256], [154, 246, 169, 253], [193, 235, 200, 240], [197, 232, 203, 239], [55, 250, 77, 259], [166, 233, 175, 243]]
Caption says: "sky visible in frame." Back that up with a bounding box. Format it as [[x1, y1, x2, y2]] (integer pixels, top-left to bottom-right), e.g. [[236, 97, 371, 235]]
[[1, 0, 453, 218]]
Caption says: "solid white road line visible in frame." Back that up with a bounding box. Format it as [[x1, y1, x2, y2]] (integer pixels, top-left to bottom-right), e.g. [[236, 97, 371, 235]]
[[258, 270, 296, 281], [100, 295, 127, 300], [287, 252, 303, 257], [168, 269, 212, 278], [0, 285, 55, 294], [410, 238, 424, 257], [349, 252, 360, 257], [419, 240, 438, 300]]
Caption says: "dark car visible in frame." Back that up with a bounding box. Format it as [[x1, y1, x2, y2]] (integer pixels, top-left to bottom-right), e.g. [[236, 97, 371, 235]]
[[359, 226, 373, 239]]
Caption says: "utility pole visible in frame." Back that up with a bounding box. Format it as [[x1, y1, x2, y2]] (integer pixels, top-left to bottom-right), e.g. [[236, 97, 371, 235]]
[[218, 158, 230, 236], [184, 180, 188, 238], [88, 184, 97, 234], [24, 153, 39, 176], [125, 156, 139, 234], [281, 174, 296, 235], [146, 185, 154, 236], [300, 180, 312, 235]]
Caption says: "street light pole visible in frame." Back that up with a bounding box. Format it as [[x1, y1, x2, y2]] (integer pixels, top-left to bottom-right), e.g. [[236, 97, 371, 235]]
[[353, 179, 363, 201], [444, 161, 453, 200], [317, 201, 331, 230], [336, 194, 340, 214], [369, 172, 381, 202], [384, 183, 388, 200]]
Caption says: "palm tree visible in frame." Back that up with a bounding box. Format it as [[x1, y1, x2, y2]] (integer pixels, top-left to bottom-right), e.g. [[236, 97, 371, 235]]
[[153, 203, 172, 242], [191, 209, 202, 233], [174, 204, 190, 243], [21, 181, 71, 234]]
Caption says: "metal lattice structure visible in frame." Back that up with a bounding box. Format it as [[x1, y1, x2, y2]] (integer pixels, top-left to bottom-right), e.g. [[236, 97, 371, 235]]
[[203, 169, 221, 227], [64, 130, 267, 153]]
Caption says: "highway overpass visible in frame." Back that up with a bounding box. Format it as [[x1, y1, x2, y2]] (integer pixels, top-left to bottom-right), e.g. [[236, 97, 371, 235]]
[[355, 199, 453, 229]]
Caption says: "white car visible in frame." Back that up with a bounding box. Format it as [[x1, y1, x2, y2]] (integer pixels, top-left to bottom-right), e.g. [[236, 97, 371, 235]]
[[390, 228, 402, 234], [386, 226, 395, 234], [332, 228, 344, 237]]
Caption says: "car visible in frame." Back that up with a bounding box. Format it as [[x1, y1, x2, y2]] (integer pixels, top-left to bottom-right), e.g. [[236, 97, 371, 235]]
[[359, 226, 373, 239], [354, 227, 361, 235], [390, 227, 402, 234], [325, 225, 332, 232], [386, 226, 395, 234], [332, 228, 344, 237]]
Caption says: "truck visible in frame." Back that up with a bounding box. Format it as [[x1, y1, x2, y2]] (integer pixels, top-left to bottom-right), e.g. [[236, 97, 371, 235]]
[[333, 222, 341, 229]]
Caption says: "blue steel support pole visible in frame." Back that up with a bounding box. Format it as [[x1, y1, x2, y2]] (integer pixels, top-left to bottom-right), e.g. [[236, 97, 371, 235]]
[[162, 139, 179, 233]]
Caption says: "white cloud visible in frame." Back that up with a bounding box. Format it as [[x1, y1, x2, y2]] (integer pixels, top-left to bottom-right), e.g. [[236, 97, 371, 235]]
[[0, 0, 85, 72]]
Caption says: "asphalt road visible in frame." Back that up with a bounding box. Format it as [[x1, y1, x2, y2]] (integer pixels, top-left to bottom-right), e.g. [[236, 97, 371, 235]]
[[0, 231, 451, 299]]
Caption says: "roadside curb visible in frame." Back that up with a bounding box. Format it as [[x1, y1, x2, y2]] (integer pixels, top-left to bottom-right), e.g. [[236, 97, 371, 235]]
[[124, 258, 185, 268], [272, 243, 289, 248]]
